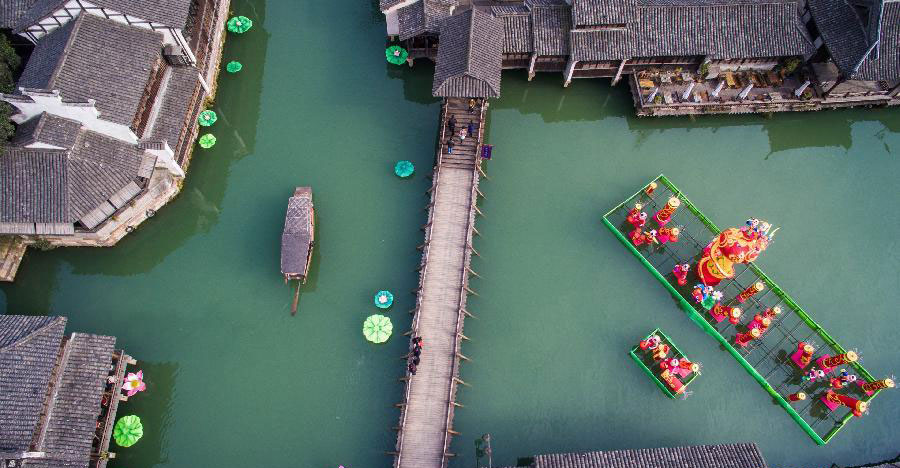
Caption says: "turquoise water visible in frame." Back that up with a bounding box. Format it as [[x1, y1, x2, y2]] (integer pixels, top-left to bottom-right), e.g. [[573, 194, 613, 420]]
[[2, 1, 898, 467]]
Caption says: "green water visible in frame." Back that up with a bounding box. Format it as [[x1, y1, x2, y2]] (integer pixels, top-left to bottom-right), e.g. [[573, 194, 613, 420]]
[[3, 1, 899, 467]]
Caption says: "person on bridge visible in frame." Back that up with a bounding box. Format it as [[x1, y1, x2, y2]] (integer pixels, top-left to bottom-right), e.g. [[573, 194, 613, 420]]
[[408, 362, 417, 375], [449, 115, 457, 133], [467, 121, 475, 136], [447, 139, 455, 154]]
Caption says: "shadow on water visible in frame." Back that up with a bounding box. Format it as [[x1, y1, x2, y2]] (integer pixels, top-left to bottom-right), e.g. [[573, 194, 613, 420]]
[[0, 0, 270, 307], [387, 61, 443, 105], [109, 361, 178, 468]]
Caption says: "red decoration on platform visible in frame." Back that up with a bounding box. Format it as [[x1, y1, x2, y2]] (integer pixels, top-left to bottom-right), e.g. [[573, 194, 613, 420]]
[[735, 327, 761, 347], [790, 342, 815, 368], [824, 390, 868, 417], [861, 378, 894, 393], [737, 281, 765, 303], [697, 220, 775, 286], [728, 307, 742, 325], [788, 392, 807, 402], [673, 264, 689, 286], [654, 197, 680, 226], [645, 182, 657, 196]]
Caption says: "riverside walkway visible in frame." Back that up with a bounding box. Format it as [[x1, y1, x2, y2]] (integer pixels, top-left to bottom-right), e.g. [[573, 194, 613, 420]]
[[392, 97, 488, 468]]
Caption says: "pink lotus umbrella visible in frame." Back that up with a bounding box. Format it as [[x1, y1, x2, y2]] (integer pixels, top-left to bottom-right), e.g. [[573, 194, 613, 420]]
[[122, 370, 146, 397]]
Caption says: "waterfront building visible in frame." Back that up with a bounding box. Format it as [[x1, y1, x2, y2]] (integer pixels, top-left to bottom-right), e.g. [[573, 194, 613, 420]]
[[0, 0, 231, 281], [380, 0, 899, 110], [0, 315, 133, 468]]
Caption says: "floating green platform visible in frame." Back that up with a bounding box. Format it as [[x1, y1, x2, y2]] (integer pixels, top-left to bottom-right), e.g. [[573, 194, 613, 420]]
[[629, 328, 700, 399], [603, 175, 883, 445]]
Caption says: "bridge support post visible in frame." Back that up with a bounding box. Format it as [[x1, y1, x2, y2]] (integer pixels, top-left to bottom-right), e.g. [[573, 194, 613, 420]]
[[461, 308, 476, 319], [466, 267, 480, 278]]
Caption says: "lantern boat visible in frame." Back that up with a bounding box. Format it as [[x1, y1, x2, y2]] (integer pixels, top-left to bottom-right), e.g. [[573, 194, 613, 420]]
[[281, 187, 315, 315], [629, 328, 701, 399]]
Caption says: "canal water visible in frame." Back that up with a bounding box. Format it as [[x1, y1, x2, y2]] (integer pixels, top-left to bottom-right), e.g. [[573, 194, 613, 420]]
[[2, 1, 898, 467]]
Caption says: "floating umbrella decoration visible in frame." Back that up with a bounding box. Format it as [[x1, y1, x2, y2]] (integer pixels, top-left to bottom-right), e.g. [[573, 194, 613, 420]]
[[226, 61, 243, 73], [198, 133, 216, 149], [122, 370, 146, 397], [385, 45, 408, 66], [198, 110, 217, 127], [394, 160, 414, 178], [227, 16, 253, 34], [113, 415, 144, 447], [363, 314, 393, 343], [374, 290, 394, 309]]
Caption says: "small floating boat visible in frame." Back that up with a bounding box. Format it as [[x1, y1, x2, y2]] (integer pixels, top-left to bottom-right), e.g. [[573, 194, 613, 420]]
[[281, 187, 315, 315], [629, 328, 701, 399]]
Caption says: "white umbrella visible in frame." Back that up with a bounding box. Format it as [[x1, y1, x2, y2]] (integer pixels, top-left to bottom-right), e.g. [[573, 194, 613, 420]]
[[681, 82, 695, 101], [647, 87, 659, 103], [738, 83, 754, 100], [711, 80, 724, 97], [794, 80, 810, 97]]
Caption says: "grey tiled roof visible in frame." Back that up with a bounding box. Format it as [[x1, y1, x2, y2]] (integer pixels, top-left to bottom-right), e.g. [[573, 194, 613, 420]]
[[856, 1, 900, 80], [66, 130, 145, 221], [493, 7, 534, 53], [281, 189, 313, 277], [33, 333, 115, 466], [11, 112, 81, 149], [571, 28, 630, 60], [432, 9, 504, 98], [533, 443, 769, 468], [148, 66, 202, 154], [635, 2, 813, 59], [16, 0, 189, 31], [399, 0, 456, 40], [18, 13, 164, 126], [808, 0, 899, 80], [0, 0, 37, 29], [570, 0, 813, 62], [0, 148, 69, 223], [0, 129, 147, 227], [573, 0, 632, 26], [0, 315, 67, 452], [531, 1, 572, 55]]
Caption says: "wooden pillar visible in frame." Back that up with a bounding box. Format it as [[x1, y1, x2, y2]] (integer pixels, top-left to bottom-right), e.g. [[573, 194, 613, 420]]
[[889, 80, 900, 97], [612, 59, 628, 85], [527, 53, 538, 81], [564, 58, 577, 87]]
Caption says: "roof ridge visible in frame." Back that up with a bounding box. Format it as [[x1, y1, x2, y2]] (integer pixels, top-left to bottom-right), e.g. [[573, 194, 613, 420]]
[[45, 14, 85, 91], [0, 316, 66, 353], [466, 9, 477, 74]]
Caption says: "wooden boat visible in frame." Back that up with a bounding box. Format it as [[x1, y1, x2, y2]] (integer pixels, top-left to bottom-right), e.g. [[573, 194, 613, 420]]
[[281, 187, 315, 315]]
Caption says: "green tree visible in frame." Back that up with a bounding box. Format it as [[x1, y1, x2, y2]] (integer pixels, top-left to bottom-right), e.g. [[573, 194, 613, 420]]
[[0, 34, 22, 154]]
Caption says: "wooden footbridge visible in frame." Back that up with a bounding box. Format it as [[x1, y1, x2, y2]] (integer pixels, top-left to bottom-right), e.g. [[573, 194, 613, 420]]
[[391, 97, 489, 468]]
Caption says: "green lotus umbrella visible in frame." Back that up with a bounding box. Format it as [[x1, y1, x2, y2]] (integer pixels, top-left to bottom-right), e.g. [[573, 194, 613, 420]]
[[363, 314, 393, 343], [227, 16, 252, 33], [374, 290, 394, 309], [394, 160, 414, 178], [198, 133, 216, 149], [385, 46, 408, 66], [226, 61, 243, 73], [198, 110, 217, 127], [113, 415, 143, 447]]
